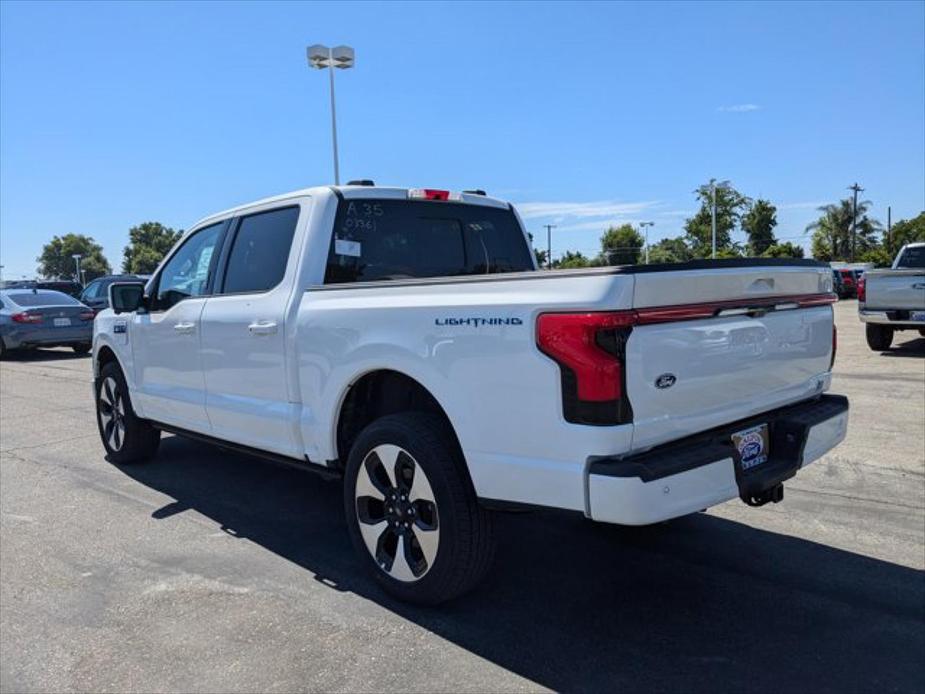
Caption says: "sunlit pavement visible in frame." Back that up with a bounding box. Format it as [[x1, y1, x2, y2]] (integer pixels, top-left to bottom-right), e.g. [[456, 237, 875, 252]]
[[1, 299, 922, 693]]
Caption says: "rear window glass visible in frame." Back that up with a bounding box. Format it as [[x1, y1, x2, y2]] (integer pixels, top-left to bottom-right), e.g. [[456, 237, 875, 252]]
[[6, 290, 80, 306], [324, 199, 534, 284], [223, 206, 300, 294], [896, 246, 925, 268]]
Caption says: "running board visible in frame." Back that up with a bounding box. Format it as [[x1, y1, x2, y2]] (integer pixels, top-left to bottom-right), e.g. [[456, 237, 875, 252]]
[[150, 421, 343, 481]]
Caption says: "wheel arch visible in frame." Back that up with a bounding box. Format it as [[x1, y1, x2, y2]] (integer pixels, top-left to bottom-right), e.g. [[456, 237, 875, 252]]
[[334, 369, 470, 483], [94, 343, 121, 379]]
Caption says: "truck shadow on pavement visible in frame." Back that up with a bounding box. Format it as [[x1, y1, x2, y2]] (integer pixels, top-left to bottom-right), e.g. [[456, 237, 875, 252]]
[[879, 335, 925, 358], [121, 436, 925, 693]]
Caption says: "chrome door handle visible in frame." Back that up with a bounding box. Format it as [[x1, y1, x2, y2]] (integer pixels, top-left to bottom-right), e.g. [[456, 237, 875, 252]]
[[173, 322, 196, 334], [248, 320, 278, 336]]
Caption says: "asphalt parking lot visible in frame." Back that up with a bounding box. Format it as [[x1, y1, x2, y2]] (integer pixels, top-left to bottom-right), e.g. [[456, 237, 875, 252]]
[[1, 300, 923, 693]]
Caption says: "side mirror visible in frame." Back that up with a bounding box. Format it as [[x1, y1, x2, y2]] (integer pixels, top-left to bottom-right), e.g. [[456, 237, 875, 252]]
[[109, 282, 145, 314]]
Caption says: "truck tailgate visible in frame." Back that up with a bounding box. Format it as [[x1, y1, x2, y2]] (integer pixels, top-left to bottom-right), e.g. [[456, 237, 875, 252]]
[[864, 270, 925, 309], [626, 265, 834, 450]]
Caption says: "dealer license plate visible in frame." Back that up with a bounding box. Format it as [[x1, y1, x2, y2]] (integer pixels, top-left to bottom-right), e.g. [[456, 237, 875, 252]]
[[910, 311, 925, 322], [732, 423, 770, 471]]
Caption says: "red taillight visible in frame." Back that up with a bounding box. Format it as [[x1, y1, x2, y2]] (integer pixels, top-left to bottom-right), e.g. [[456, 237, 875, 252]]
[[537, 312, 634, 401], [857, 275, 866, 302], [11, 312, 42, 324], [409, 188, 451, 201], [79, 311, 95, 321]]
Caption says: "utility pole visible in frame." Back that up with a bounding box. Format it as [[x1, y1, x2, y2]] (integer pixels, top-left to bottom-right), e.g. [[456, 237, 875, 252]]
[[710, 179, 717, 259], [544, 224, 556, 269], [848, 182, 863, 263], [639, 221, 654, 264], [887, 205, 892, 255]]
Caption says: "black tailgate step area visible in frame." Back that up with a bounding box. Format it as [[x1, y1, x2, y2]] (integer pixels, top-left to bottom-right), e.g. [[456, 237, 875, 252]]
[[588, 394, 849, 485]]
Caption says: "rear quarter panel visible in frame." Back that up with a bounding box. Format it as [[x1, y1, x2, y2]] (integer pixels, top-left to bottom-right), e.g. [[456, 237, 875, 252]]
[[296, 273, 636, 511]]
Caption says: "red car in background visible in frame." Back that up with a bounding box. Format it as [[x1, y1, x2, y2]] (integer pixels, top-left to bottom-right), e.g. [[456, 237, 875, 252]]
[[838, 268, 858, 297]]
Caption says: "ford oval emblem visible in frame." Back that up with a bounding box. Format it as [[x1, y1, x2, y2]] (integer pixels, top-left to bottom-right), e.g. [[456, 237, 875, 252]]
[[655, 373, 677, 389]]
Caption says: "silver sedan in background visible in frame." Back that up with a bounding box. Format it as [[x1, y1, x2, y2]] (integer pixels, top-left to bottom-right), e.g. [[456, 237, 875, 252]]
[[0, 289, 95, 358]]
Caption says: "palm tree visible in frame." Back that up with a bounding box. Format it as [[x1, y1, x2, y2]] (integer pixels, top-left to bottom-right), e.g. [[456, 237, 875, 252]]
[[806, 198, 881, 261]]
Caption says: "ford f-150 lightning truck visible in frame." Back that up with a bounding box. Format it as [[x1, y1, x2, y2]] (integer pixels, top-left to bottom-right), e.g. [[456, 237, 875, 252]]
[[93, 184, 849, 603]]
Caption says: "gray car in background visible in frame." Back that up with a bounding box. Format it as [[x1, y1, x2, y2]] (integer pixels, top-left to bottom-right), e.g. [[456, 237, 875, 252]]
[[0, 289, 95, 358]]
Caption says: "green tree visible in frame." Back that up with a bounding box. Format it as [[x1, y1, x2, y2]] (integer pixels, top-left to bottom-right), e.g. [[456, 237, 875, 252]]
[[599, 224, 643, 265], [123, 222, 183, 274], [761, 242, 805, 259], [37, 234, 111, 281], [554, 250, 592, 269], [806, 199, 880, 261], [684, 180, 749, 258], [647, 236, 693, 264], [741, 199, 778, 255], [858, 247, 893, 267], [885, 211, 925, 256]]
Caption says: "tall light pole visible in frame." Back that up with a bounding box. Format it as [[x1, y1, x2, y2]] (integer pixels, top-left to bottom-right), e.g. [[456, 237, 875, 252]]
[[72, 254, 82, 284], [639, 221, 654, 264], [848, 182, 863, 262], [307, 44, 355, 185], [544, 224, 556, 269]]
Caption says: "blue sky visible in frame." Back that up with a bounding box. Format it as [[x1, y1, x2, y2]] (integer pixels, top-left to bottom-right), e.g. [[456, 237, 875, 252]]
[[1, 0, 923, 278]]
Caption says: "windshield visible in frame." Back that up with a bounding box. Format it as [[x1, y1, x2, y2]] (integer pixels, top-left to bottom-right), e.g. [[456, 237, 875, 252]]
[[5, 290, 81, 307], [324, 199, 535, 284], [896, 246, 925, 269]]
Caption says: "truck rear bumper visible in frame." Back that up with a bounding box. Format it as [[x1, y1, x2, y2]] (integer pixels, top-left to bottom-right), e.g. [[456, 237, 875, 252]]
[[586, 395, 849, 525], [858, 308, 924, 327]]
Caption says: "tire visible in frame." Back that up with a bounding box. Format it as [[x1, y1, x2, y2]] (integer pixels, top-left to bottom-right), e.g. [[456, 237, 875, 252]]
[[865, 324, 894, 351], [95, 361, 160, 463], [343, 412, 495, 605], [0, 340, 5, 360], [919, 329, 925, 338], [72, 343, 91, 355]]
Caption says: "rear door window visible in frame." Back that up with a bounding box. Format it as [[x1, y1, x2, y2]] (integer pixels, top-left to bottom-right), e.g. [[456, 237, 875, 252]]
[[324, 199, 534, 284], [222, 206, 300, 294]]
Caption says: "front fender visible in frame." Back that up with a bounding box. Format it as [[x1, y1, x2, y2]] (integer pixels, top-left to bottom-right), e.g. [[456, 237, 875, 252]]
[[92, 311, 137, 395]]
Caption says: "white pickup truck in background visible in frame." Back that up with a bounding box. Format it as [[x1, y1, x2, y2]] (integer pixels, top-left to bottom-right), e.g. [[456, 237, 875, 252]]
[[93, 184, 849, 604], [858, 242, 925, 351]]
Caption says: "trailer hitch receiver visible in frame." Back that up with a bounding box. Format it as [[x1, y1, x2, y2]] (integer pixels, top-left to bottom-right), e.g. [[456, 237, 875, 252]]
[[742, 483, 784, 507]]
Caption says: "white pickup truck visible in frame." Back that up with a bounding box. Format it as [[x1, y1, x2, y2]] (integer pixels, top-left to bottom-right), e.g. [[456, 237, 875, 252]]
[[858, 242, 925, 350], [93, 184, 849, 603]]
